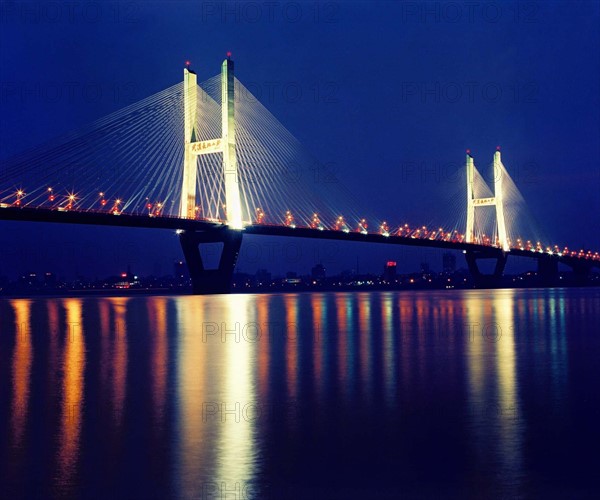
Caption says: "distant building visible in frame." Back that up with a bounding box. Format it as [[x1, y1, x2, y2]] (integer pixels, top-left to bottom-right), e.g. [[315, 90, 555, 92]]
[[285, 271, 301, 284], [383, 261, 397, 281], [44, 272, 57, 286], [20, 272, 38, 287], [443, 252, 456, 274], [255, 269, 271, 285], [341, 269, 354, 280], [174, 261, 189, 281], [114, 265, 140, 289], [311, 263, 326, 280], [420, 261, 430, 274]]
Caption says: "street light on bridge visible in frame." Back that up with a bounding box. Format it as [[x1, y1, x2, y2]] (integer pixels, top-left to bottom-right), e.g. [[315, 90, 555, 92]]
[[357, 219, 368, 234], [255, 207, 265, 224], [112, 198, 121, 215], [66, 193, 76, 210], [15, 189, 24, 207], [311, 213, 323, 230], [284, 210, 295, 228], [380, 221, 390, 237]]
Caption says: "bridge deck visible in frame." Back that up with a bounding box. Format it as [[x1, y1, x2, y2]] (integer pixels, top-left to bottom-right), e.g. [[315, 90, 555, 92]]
[[0, 206, 222, 231], [1, 206, 597, 269]]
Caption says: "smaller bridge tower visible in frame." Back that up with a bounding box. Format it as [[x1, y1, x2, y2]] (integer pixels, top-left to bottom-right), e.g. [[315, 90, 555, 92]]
[[465, 148, 509, 251], [464, 148, 510, 286]]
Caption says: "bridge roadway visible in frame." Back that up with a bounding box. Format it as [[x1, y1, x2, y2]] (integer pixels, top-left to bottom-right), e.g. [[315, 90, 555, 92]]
[[0, 205, 222, 231], [245, 226, 598, 270], [1, 205, 597, 271], [0, 205, 501, 253]]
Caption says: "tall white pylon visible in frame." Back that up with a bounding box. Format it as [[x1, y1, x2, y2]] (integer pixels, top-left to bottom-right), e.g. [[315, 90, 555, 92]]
[[494, 149, 509, 252], [179, 56, 244, 229], [180, 66, 198, 219], [221, 57, 243, 229], [465, 148, 509, 252]]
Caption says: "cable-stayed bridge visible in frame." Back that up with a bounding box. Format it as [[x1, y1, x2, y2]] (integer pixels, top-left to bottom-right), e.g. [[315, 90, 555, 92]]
[[1, 56, 598, 293]]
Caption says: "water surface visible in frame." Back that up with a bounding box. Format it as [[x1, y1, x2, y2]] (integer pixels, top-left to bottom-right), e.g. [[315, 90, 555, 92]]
[[1, 288, 599, 498]]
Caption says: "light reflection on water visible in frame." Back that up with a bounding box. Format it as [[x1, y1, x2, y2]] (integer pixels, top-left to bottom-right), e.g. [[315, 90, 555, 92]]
[[0, 288, 599, 498], [9, 299, 32, 475], [147, 297, 168, 437], [56, 299, 85, 496]]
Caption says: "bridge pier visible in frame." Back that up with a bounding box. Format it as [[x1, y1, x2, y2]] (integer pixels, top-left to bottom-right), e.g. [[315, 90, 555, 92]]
[[537, 255, 560, 286], [464, 250, 507, 287], [569, 260, 593, 286], [179, 229, 243, 294]]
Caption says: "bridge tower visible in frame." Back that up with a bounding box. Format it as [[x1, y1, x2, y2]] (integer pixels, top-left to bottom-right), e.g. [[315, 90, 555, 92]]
[[465, 149, 509, 251], [178, 55, 244, 294], [464, 149, 509, 286], [179, 56, 244, 229], [180, 66, 198, 219], [221, 57, 244, 229]]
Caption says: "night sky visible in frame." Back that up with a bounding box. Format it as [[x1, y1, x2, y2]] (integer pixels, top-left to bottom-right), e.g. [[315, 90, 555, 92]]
[[1, 1, 598, 279]]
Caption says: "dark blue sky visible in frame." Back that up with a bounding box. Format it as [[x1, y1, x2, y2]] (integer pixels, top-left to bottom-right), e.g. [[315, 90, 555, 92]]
[[1, 1, 598, 279]]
